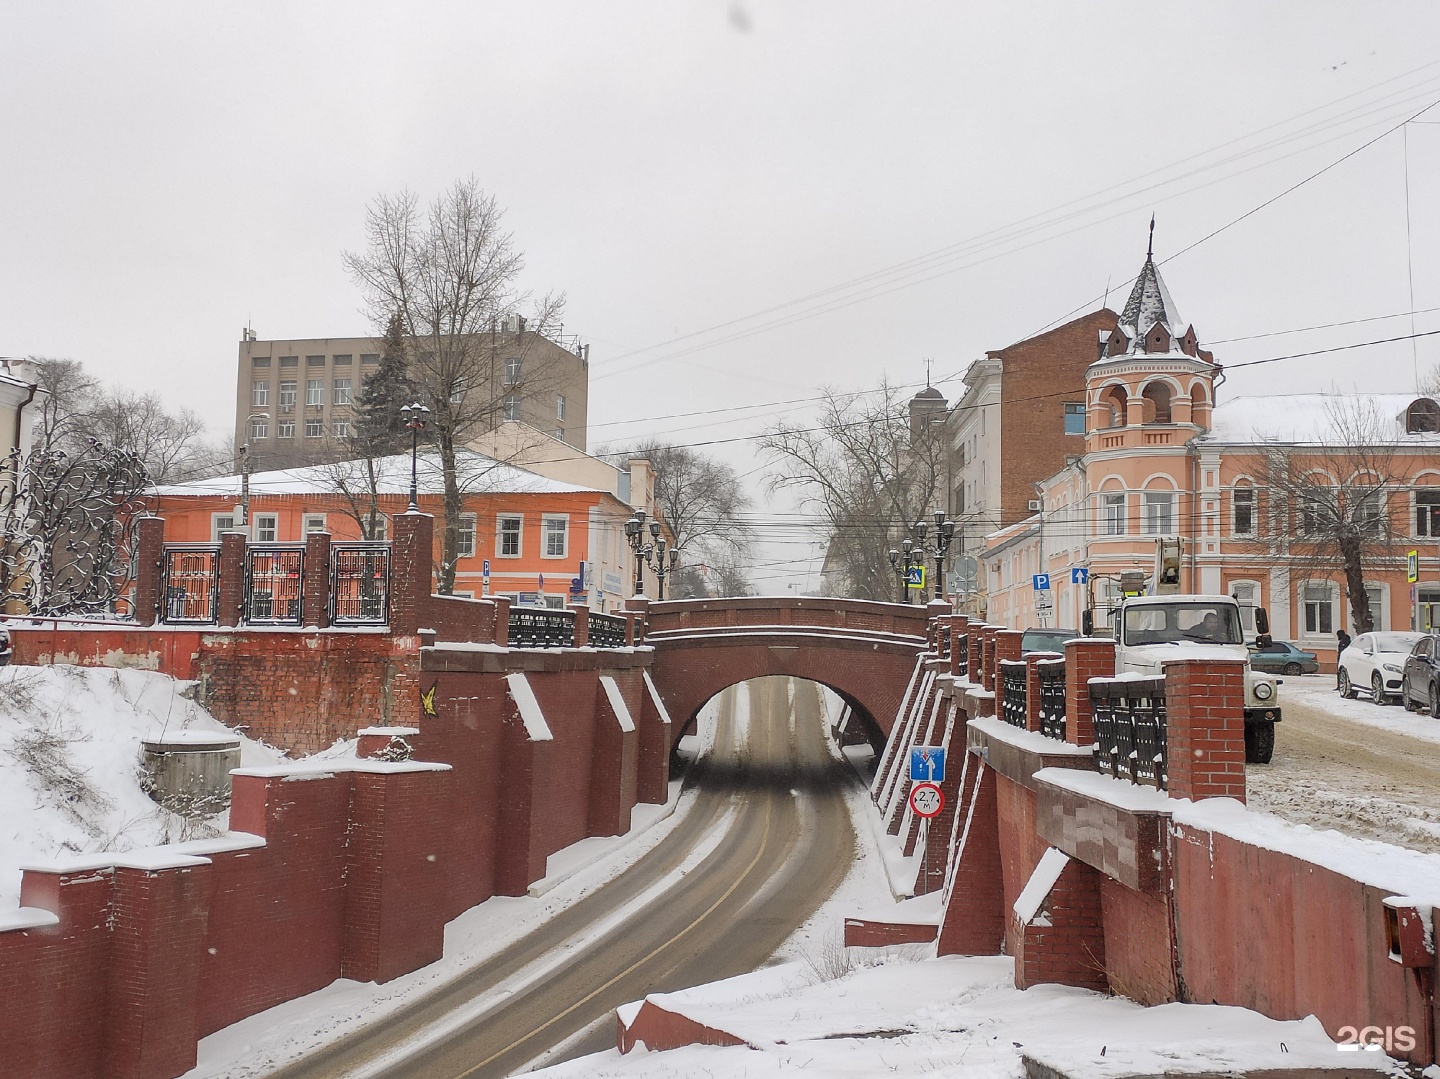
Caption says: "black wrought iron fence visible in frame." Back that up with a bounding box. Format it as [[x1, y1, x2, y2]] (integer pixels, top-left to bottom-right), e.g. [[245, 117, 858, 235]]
[[589, 611, 627, 648], [956, 633, 969, 680], [160, 545, 220, 624], [938, 623, 951, 658], [1090, 676, 1167, 789], [1037, 659, 1067, 740], [999, 659, 1027, 728], [509, 606, 576, 648], [245, 546, 304, 626], [329, 544, 390, 625]]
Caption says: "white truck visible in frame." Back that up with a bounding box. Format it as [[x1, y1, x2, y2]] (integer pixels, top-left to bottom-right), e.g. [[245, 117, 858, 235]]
[[1082, 538, 1280, 764]]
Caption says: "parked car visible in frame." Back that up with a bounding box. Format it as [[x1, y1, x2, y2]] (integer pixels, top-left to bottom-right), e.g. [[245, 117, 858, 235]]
[[1400, 635, 1440, 714], [1337, 631, 1425, 704], [1020, 628, 1078, 655], [1248, 640, 1318, 676]]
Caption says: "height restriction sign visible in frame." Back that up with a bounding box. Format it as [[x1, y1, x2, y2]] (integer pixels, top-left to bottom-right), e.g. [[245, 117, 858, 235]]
[[908, 781, 944, 819]]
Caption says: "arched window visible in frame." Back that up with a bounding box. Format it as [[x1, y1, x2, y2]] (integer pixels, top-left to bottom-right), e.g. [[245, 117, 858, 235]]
[[1406, 398, 1440, 433], [1142, 382, 1172, 424], [1099, 385, 1128, 427]]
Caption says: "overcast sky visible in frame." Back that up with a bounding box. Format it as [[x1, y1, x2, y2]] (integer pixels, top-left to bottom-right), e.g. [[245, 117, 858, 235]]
[[6, 3, 1440, 592]]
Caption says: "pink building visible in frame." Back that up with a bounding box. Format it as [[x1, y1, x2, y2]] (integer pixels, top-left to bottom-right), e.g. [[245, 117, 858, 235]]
[[983, 250, 1440, 671]]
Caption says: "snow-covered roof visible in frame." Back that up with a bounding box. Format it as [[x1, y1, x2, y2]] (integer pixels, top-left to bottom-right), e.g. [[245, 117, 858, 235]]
[[151, 448, 602, 498], [1204, 393, 1440, 446], [1118, 255, 1187, 340]]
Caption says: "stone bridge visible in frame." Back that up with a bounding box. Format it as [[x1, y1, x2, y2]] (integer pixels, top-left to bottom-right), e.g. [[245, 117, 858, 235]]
[[635, 596, 933, 750]]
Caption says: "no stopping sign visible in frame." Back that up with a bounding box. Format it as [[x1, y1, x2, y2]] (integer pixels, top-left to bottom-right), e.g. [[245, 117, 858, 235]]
[[909, 781, 944, 818]]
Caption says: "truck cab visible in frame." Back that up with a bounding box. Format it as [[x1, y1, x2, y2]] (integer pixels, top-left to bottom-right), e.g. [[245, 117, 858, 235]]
[[1084, 539, 1280, 764]]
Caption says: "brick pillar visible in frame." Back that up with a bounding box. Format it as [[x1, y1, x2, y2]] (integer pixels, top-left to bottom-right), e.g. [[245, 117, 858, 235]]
[[492, 595, 511, 646], [950, 615, 969, 677], [570, 602, 591, 647], [1164, 658, 1247, 803], [993, 629, 1023, 719], [217, 530, 247, 629], [927, 598, 950, 653], [625, 595, 649, 642], [133, 515, 165, 626], [981, 625, 1000, 691], [1012, 851, 1108, 992], [937, 760, 1005, 955], [390, 512, 434, 635], [1023, 653, 1048, 732], [303, 530, 332, 629], [1064, 637, 1114, 747]]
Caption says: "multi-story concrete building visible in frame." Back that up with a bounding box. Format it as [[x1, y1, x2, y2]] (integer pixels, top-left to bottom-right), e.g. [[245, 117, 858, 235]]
[[234, 327, 590, 471]]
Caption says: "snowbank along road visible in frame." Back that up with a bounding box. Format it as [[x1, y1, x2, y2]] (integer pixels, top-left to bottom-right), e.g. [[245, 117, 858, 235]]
[[262, 676, 856, 1079]]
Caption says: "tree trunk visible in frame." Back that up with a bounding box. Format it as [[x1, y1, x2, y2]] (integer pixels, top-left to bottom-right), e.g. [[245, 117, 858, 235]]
[[439, 428, 460, 594], [1339, 529, 1372, 634]]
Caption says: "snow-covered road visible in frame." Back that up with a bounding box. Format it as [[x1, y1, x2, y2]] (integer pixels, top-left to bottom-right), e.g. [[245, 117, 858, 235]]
[[1247, 674, 1440, 854]]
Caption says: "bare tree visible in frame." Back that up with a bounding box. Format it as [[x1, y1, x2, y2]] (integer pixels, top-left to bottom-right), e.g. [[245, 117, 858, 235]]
[[344, 178, 567, 591], [623, 440, 755, 592], [85, 389, 227, 484], [760, 381, 947, 600], [1253, 397, 1406, 634]]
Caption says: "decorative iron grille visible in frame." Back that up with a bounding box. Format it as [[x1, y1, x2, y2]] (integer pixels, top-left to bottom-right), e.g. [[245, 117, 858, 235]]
[[938, 623, 951, 658], [329, 544, 390, 625], [999, 659, 1027, 728], [1037, 659, 1066, 740], [956, 634, 969, 680], [159, 545, 221, 624], [1090, 676, 1167, 789], [588, 611, 627, 648], [509, 606, 575, 648], [245, 546, 304, 626]]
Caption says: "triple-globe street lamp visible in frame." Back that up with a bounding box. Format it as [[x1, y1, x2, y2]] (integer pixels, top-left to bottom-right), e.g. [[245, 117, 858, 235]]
[[625, 510, 681, 599], [399, 402, 431, 512]]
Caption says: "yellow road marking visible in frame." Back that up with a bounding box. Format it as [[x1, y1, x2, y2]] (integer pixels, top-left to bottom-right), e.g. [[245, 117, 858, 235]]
[[452, 796, 777, 1079]]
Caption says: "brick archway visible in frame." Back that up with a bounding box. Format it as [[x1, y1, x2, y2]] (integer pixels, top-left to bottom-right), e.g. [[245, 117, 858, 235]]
[[641, 599, 927, 751]]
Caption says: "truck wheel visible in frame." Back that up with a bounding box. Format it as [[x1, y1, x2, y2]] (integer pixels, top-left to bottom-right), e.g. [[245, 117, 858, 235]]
[[1338, 669, 1355, 698], [1245, 721, 1275, 764], [1282, 662, 1302, 676]]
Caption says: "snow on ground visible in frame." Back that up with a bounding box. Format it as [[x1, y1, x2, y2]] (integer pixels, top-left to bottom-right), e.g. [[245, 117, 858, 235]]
[[536, 954, 1392, 1079], [1284, 673, 1440, 745], [0, 664, 283, 908], [181, 689, 733, 1079]]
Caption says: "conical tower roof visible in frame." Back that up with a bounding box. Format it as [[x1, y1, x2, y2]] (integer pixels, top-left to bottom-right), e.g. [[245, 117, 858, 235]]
[[1118, 254, 1186, 340]]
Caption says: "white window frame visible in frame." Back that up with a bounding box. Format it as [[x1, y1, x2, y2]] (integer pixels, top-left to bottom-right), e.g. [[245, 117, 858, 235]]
[[305, 418, 324, 438], [457, 513, 477, 559], [365, 513, 388, 542], [1229, 579, 1261, 636], [504, 356, 522, 385], [252, 380, 270, 407], [250, 418, 269, 440], [279, 380, 297, 410], [333, 419, 350, 439], [1101, 492, 1126, 536], [253, 513, 279, 543], [496, 514, 523, 558], [1300, 580, 1338, 639], [333, 377, 352, 406], [306, 379, 324, 406], [503, 394, 522, 422], [277, 419, 295, 438], [302, 513, 327, 536], [211, 513, 237, 541], [1232, 486, 1256, 537], [1141, 491, 1175, 535], [541, 514, 569, 559], [556, 393, 566, 420]]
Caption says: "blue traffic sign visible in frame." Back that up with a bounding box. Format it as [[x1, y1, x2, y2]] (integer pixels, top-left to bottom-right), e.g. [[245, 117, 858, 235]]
[[1070, 567, 1088, 585], [1032, 573, 1051, 591], [909, 746, 946, 783], [906, 565, 926, 589]]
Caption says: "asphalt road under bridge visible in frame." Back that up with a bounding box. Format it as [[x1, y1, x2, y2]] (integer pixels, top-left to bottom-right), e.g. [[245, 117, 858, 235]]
[[260, 677, 856, 1079]]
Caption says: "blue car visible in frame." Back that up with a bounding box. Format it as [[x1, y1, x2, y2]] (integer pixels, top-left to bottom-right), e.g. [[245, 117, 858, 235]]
[[1248, 640, 1318, 675]]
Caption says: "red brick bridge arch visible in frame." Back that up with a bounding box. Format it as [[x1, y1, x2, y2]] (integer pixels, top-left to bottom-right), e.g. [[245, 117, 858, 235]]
[[639, 597, 929, 750]]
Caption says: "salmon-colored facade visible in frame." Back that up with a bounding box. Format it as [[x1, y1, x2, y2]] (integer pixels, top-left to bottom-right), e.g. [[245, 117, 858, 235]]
[[150, 451, 659, 608], [983, 254, 1440, 671]]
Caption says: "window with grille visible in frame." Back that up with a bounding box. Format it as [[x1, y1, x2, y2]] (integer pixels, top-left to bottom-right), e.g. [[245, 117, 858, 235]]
[[497, 515, 522, 557], [542, 515, 568, 558], [1232, 487, 1255, 536]]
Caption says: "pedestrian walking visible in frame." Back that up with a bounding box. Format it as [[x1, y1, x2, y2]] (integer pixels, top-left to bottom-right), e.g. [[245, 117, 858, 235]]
[[1335, 628, 1351, 688]]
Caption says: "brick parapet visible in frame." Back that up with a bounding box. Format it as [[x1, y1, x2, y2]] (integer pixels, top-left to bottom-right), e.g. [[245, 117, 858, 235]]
[[1064, 638, 1115, 747], [993, 629, 1023, 720], [133, 516, 165, 626], [1012, 853, 1108, 994], [1164, 659, 1247, 803], [491, 595, 511, 646], [390, 512, 434, 636]]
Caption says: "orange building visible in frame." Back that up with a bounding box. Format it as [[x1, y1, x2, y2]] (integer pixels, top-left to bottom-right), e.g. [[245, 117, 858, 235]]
[[151, 449, 659, 608]]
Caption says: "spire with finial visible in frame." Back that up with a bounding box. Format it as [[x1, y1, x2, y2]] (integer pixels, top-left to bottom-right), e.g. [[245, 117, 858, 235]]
[[1147, 213, 1155, 260]]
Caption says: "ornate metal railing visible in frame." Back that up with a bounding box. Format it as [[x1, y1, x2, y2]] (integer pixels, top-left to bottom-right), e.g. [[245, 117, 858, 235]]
[[329, 544, 389, 625], [245, 546, 304, 626], [999, 658, 1027, 728], [160, 545, 221, 624], [956, 633, 969, 680], [1090, 676, 1167, 789], [937, 623, 951, 658], [588, 611, 627, 648], [508, 606, 576, 648], [1037, 658, 1067, 740]]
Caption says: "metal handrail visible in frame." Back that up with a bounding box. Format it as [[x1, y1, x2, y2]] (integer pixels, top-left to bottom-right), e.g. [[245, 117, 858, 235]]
[[509, 606, 576, 648], [999, 658, 1027, 728], [1037, 658, 1066, 740], [956, 633, 969, 680], [588, 611, 627, 648], [1090, 676, 1167, 789]]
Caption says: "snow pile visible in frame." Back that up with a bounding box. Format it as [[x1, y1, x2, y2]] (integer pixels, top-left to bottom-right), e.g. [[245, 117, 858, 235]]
[[0, 664, 281, 908], [547, 954, 1388, 1078], [1284, 675, 1440, 746]]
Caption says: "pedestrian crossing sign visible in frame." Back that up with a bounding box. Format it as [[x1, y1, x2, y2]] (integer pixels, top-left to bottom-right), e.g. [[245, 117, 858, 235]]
[[906, 565, 926, 590]]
